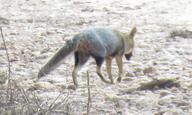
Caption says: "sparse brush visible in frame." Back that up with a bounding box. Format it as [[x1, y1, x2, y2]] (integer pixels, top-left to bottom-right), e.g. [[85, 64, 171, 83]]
[[138, 78, 180, 90], [170, 29, 192, 38]]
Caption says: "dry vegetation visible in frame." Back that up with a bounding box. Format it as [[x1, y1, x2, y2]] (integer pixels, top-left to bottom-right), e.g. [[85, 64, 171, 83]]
[[170, 29, 192, 38]]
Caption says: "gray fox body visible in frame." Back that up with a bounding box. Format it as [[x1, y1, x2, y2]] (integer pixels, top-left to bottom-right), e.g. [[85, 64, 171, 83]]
[[38, 26, 137, 89]]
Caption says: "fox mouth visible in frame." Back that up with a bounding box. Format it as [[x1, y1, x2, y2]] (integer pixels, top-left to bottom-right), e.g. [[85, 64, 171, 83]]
[[125, 52, 132, 60]]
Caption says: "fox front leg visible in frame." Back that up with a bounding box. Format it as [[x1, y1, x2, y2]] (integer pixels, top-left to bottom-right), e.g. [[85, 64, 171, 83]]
[[105, 57, 114, 84], [95, 56, 112, 84], [115, 55, 124, 82], [96, 65, 112, 84]]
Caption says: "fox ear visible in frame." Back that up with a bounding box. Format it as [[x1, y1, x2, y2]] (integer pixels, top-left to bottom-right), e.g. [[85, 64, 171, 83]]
[[128, 26, 137, 38]]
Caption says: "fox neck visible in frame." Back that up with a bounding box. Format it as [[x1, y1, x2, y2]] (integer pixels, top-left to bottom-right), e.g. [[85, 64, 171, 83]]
[[124, 41, 134, 54], [122, 33, 134, 54]]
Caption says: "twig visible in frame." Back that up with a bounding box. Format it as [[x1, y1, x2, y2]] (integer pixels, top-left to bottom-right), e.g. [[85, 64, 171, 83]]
[[48, 92, 62, 110], [0, 27, 11, 80], [49, 91, 70, 111], [42, 91, 70, 114], [0, 27, 37, 113], [32, 93, 44, 112], [12, 80, 36, 113], [0, 27, 13, 103], [86, 71, 91, 115]]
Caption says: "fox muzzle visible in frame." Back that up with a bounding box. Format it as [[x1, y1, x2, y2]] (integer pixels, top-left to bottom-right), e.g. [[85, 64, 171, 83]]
[[125, 52, 132, 60]]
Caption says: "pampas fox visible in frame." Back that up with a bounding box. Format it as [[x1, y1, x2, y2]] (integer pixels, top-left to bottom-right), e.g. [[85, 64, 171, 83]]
[[38, 26, 137, 88]]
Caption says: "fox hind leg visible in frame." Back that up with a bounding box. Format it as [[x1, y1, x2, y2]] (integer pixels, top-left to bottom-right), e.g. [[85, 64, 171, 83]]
[[72, 51, 89, 88], [95, 56, 111, 84], [115, 55, 123, 82]]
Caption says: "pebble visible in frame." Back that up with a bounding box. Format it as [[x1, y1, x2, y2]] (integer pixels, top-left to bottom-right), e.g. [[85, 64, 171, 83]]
[[158, 95, 175, 105]]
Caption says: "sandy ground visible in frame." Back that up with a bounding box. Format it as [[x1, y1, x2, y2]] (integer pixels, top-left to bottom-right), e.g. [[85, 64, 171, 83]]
[[0, 0, 192, 114]]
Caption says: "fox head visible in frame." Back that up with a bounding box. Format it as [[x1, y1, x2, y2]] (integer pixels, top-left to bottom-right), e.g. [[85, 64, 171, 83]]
[[123, 26, 137, 60]]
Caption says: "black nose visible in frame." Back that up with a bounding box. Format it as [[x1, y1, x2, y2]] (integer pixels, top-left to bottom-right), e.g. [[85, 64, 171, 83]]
[[125, 52, 132, 60]]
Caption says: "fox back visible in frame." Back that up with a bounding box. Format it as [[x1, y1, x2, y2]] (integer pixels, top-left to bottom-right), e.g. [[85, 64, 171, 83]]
[[81, 28, 125, 58]]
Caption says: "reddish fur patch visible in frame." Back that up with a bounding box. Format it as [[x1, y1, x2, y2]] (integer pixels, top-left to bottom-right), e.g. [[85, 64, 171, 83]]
[[76, 35, 89, 53]]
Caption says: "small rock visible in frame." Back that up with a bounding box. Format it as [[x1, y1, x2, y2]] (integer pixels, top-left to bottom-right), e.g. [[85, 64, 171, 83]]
[[117, 111, 123, 115], [40, 32, 47, 36], [81, 7, 94, 12], [46, 30, 55, 35], [173, 100, 190, 107], [67, 84, 77, 90], [134, 67, 144, 76], [31, 51, 40, 57], [126, 72, 135, 77], [28, 81, 56, 91], [159, 90, 171, 97], [115, 100, 126, 108], [0, 17, 9, 25], [143, 66, 156, 75], [163, 108, 184, 115], [36, 54, 48, 60], [26, 18, 33, 23], [55, 83, 67, 90], [10, 31, 19, 35], [158, 95, 175, 105]]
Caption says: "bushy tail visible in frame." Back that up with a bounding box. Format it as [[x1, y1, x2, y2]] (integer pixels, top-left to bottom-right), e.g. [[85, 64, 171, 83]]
[[38, 36, 80, 78]]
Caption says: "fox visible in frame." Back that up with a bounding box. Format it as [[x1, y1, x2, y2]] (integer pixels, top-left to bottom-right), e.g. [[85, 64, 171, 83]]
[[38, 26, 137, 89]]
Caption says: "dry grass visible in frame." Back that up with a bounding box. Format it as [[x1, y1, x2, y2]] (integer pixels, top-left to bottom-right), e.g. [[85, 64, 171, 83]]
[[170, 29, 192, 38], [0, 26, 75, 115], [138, 78, 180, 90], [0, 71, 7, 84]]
